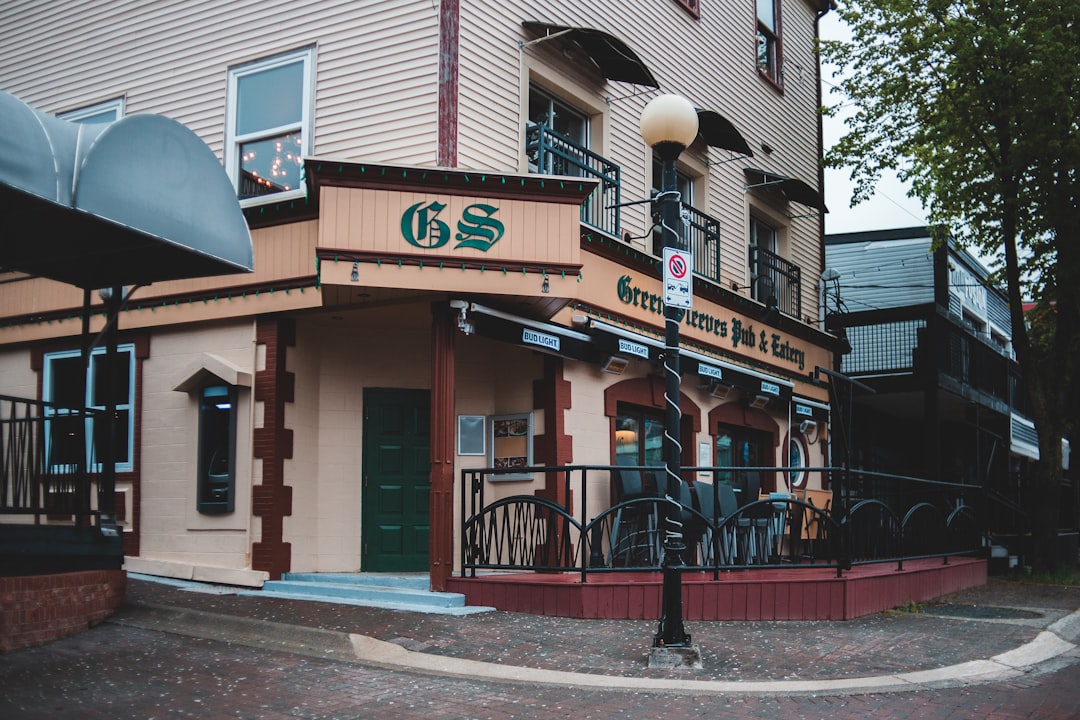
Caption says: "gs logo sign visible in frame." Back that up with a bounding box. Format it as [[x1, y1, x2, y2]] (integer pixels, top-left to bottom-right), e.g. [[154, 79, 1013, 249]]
[[400, 201, 505, 252]]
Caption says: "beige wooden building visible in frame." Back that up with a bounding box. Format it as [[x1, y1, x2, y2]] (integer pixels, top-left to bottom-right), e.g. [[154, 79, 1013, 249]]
[[0, 0, 839, 590]]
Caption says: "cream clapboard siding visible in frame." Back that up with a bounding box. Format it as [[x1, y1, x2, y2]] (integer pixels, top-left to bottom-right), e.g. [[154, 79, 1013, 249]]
[[0, 0, 823, 319], [0, 0, 439, 166], [456, 0, 825, 319]]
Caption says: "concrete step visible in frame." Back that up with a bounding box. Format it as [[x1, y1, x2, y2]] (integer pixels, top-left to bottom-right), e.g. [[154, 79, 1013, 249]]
[[240, 573, 493, 615]]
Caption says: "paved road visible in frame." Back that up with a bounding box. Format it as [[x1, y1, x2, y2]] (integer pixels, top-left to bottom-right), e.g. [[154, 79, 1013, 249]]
[[1, 577, 1079, 719]]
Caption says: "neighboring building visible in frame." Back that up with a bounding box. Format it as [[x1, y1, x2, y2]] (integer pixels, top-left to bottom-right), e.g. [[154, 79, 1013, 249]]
[[0, 0, 838, 589], [824, 227, 1047, 547]]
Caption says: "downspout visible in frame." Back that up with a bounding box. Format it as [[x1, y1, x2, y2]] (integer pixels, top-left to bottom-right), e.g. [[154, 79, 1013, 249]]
[[814, 1, 836, 316]]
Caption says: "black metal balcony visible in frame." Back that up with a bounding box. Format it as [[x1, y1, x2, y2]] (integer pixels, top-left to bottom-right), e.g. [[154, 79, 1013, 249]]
[[526, 123, 621, 237], [749, 245, 802, 319], [651, 202, 722, 284]]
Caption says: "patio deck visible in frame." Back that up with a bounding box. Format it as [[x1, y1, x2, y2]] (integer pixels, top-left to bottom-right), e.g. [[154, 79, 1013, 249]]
[[446, 556, 987, 621]]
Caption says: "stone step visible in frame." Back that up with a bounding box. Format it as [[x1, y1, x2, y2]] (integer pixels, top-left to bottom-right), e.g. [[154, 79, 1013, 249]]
[[241, 573, 493, 615]]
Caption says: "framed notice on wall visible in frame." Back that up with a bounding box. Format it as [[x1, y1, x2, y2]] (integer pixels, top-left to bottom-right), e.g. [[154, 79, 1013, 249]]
[[489, 413, 533, 481], [457, 415, 486, 456]]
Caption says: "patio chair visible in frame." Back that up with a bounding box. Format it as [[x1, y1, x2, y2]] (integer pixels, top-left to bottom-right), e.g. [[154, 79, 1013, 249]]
[[693, 481, 737, 565], [735, 471, 772, 564], [608, 458, 659, 566]]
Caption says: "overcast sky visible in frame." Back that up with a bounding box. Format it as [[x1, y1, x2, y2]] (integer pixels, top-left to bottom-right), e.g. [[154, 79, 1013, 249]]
[[820, 11, 929, 236]]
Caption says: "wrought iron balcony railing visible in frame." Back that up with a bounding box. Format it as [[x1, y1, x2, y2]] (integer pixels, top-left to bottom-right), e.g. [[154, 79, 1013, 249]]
[[652, 202, 722, 284], [749, 245, 802, 319], [526, 123, 621, 237]]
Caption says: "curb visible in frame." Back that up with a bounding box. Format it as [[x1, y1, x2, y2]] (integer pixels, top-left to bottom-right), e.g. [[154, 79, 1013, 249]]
[[110, 600, 1080, 696]]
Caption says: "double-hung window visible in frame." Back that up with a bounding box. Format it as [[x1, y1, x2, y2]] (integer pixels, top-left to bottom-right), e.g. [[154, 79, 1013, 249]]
[[43, 345, 135, 473], [59, 97, 124, 125], [756, 0, 781, 85], [226, 47, 314, 201]]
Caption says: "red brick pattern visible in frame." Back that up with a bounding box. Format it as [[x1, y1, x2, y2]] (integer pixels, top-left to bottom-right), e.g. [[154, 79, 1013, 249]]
[[251, 318, 296, 580], [0, 570, 126, 652]]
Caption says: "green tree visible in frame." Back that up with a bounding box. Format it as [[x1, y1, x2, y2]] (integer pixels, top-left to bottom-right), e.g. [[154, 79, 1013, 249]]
[[822, 0, 1080, 570]]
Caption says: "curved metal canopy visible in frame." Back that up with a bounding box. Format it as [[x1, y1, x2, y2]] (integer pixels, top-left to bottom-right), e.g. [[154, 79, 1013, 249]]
[[0, 90, 253, 288], [522, 21, 659, 88], [696, 109, 753, 156], [744, 167, 828, 213]]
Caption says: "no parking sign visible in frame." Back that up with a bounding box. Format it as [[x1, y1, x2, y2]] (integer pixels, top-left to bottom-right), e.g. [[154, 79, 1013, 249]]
[[663, 247, 693, 309]]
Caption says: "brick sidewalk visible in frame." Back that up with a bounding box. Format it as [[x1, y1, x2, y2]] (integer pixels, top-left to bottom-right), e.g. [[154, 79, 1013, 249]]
[[121, 575, 1080, 682]]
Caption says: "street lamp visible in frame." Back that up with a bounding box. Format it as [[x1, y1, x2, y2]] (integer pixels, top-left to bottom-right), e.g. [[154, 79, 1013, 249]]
[[639, 94, 699, 661]]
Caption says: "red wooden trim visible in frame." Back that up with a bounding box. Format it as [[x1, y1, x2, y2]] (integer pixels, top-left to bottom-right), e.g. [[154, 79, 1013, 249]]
[[429, 303, 456, 591], [437, 0, 459, 167]]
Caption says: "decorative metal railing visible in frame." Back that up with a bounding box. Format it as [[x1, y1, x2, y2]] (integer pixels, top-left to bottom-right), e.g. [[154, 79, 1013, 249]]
[[651, 203, 722, 284], [0, 394, 101, 526], [459, 464, 983, 581], [749, 245, 802, 319], [526, 123, 621, 237]]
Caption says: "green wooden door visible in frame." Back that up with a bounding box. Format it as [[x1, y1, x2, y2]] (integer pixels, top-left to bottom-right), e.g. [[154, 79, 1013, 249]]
[[362, 389, 431, 572]]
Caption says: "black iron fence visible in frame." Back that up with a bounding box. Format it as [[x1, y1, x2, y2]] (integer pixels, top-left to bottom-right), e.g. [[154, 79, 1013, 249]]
[[526, 123, 621, 237], [0, 394, 102, 526], [749, 245, 802, 319], [459, 464, 983, 581], [651, 203, 722, 284]]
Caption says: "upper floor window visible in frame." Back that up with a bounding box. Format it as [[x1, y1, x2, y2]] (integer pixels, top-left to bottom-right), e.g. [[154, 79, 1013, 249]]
[[226, 47, 314, 202], [750, 215, 779, 304], [650, 156, 695, 255], [756, 0, 781, 85], [43, 345, 135, 473], [527, 85, 589, 174], [673, 0, 701, 18], [59, 98, 124, 124]]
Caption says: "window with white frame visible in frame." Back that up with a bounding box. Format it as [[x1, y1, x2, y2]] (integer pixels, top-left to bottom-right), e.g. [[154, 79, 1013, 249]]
[[43, 345, 135, 473], [59, 97, 125, 125], [756, 0, 781, 85], [226, 47, 314, 201]]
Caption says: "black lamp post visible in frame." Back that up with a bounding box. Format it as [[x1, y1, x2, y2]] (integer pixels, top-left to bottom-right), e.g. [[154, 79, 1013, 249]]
[[639, 94, 699, 652]]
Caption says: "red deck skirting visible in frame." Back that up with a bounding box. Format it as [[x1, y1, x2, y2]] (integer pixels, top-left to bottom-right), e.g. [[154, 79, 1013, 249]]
[[446, 557, 987, 620]]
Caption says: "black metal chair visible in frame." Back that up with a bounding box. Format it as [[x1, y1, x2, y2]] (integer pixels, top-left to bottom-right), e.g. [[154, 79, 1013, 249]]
[[693, 481, 738, 564], [736, 471, 773, 564], [608, 458, 660, 566]]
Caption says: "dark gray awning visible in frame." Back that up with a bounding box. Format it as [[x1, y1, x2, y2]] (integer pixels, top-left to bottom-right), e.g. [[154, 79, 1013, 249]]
[[696, 110, 753, 156], [744, 167, 828, 213], [462, 301, 601, 362], [587, 319, 794, 403], [522, 21, 659, 88], [0, 90, 253, 288]]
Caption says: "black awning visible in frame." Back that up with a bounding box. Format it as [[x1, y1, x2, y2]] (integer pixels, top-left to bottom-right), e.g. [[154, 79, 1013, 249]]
[[465, 302, 600, 362], [744, 168, 828, 213], [684, 351, 794, 404], [588, 320, 664, 365], [793, 398, 830, 423], [696, 110, 753, 156], [0, 90, 253, 288], [522, 21, 659, 88]]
